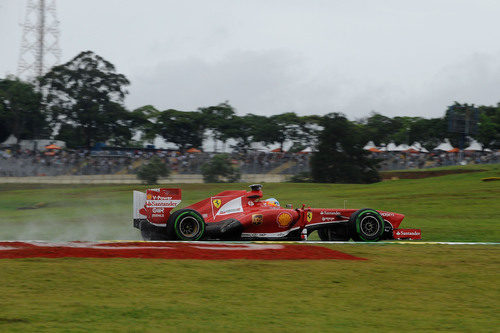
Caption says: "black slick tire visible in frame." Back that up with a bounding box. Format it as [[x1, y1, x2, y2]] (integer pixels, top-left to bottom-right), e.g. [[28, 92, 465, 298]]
[[349, 208, 384, 242], [167, 209, 205, 241]]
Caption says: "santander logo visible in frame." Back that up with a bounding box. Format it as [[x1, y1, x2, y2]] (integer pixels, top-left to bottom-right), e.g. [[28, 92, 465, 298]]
[[396, 231, 420, 236]]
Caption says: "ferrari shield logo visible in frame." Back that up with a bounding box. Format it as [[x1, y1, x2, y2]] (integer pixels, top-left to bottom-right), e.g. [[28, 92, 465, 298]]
[[307, 211, 313, 222], [213, 199, 222, 209]]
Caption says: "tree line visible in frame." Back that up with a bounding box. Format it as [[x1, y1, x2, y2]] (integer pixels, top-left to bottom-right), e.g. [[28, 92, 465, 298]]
[[1, 50, 499, 152]]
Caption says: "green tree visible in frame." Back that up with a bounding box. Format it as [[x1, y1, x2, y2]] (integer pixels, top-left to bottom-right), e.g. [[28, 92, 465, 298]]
[[360, 112, 393, 145], [201, 154, 240, 183], [410, 117, 447, 150], [228, 114, 257, 152], [247, 114, 279, 147], [311, 113, 380, 184], [40, 51, 132, 148], [156, 109, 204, 152], [0, 77, 47, 143], [199, 102, 236, 151], [136, 156, 170, 185], [270, 112, 303, 150], [130, 105, 161, 146], [55, 124, 85, 147], [246, 112, 307, 150], [476, 110, 498, 149]]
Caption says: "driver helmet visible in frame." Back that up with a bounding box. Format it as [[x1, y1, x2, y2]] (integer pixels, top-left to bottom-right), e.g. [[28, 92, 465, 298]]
[[263, 197, 280, 207]]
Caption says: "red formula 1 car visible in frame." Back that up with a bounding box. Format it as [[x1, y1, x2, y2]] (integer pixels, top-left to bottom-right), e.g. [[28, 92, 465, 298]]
[[133, 184, 421, 242]]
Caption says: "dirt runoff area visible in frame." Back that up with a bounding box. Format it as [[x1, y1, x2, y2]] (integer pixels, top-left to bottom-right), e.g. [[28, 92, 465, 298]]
[[381, 169, 483, 180], [0, 241, 365, 260]]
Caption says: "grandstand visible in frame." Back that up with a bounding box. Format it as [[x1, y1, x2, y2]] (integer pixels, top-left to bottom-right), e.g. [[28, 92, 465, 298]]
[[0, 145, 498, 178]]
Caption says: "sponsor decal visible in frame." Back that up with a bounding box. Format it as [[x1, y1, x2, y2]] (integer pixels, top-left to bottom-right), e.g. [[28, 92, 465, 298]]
[[216, 197, 244, 216], [202, 214, 208, 219], [393, 229, 422, 240], [213, 199, 222, 209], [152, 208, 163, 213], [396, 230, 420, 236], [381, 212, 395, 217], [320, 211, 341, 215], [248, 201, 254, 206], [252, 214, 263, 225], [307, 211, 313, 222], [321, 217, 337, 222], [277, 212, 293, 228], [145, 201, 180, 207], [151, 195, 172, 200]]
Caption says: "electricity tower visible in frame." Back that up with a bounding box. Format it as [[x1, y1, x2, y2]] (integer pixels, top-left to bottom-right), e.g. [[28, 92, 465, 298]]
[[17, 0, 61, 82]]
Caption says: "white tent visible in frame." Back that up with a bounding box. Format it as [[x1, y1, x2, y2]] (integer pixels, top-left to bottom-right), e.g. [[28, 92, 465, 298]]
[[409, 142, 429, 153], [464, 139, 483, 151], [1, 134, 17, 146], [434, 138, 454, 151], [385, 142, 398, 151], [249, 142, 271, 152], [394, 144, 410, 152], [363, 141, 376, 150], [300, 147, 314, 153]]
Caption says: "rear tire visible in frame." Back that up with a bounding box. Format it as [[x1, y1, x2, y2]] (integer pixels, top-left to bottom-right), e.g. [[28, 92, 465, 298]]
[[167, 209, 205, 241], [349, 208, 384, 242]]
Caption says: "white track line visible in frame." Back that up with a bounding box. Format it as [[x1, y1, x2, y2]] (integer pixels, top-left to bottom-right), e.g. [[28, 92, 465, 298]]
[[0, 240, 498, 245], [300, 241, 500, 245]]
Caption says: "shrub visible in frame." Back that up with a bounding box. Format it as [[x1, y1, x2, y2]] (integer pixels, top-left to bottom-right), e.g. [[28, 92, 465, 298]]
[[288, 172, 313, 183], [136, 156, 170, 185], [201, 154, 240, 183]]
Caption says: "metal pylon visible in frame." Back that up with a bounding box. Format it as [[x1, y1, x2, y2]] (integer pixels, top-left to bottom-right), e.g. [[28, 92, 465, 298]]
[[17, 0, 61, 82]]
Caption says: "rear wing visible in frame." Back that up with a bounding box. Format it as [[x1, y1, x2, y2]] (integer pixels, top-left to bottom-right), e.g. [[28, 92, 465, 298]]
[[133, 188, 181, 225]]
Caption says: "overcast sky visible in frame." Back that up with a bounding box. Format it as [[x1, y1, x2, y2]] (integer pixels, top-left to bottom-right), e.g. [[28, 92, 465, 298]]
[[1, 0, 500, 119]]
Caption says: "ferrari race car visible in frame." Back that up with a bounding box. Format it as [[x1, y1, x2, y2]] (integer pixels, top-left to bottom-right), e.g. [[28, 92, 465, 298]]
[[133, 184, 421, 242]]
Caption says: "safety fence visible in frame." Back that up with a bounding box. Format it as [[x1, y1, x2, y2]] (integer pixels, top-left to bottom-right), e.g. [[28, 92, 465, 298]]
[[0, 173, 290, 184]]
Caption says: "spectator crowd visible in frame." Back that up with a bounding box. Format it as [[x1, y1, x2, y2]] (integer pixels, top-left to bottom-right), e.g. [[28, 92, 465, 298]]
[[0, 146, 498, 177]]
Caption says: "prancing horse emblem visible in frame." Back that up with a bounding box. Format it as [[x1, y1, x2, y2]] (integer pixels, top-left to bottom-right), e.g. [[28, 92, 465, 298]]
[[307, 211, 313, 222], [213, 199, 222, 209]]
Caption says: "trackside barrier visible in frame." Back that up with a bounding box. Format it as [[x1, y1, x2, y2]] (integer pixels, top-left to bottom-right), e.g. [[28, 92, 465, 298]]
[[0, 174, 291, 184]]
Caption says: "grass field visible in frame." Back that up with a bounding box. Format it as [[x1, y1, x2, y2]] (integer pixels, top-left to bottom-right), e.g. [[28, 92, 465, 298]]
[[0, 165, 499, 332], [1, 164, 499, 241], [0, 245, 498, 332]]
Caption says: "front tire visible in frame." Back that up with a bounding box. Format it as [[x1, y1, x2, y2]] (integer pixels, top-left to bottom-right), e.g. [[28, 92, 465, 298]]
[[349, 208, 384, 242], [167, 209, 205, 241]]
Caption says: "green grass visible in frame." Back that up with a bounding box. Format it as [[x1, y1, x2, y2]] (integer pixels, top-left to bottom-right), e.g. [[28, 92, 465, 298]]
[[1, 164, 499, 241], [0, 245, 498, 332], [0, 165, 499, 332]]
